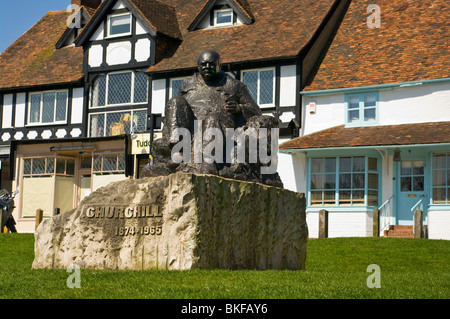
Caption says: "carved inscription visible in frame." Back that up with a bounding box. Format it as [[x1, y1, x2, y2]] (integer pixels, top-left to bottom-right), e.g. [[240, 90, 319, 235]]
[[83, 205, 162, 219], [115, 225, 162, 236], [82, 205, 163, 236]]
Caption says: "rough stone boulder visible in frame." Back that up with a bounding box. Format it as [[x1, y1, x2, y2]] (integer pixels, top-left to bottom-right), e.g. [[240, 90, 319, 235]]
[[33, 172, 308, 270]]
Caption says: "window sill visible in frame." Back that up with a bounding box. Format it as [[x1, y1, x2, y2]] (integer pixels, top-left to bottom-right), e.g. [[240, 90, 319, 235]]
[[307, 206, 377, 213], [90, 103, 148, 109], [344, 121, 379, 128], [428, 204, 450, 211], [105, 32, 132, 40], [26, 122, 68, 127]]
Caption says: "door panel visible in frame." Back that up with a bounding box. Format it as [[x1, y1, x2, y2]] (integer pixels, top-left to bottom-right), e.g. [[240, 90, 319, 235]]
[[397, 159, 428, 225], [79, 174, 92, 203]]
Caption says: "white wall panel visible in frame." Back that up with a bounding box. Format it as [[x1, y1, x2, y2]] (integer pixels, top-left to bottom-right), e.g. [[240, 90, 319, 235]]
[[15, 93, 26, 127], [2, 94, 13, 128], [280, 65, 297, 107], [106, 41, 131, 65], [90, 24, 104, 41], [135, 38, 151, 62], [151, 79, 167, 115], [113, 0, 126, 10], [71, 88, 84, 124], [136, 19, 148, 35], [88, 44, 103, 68]]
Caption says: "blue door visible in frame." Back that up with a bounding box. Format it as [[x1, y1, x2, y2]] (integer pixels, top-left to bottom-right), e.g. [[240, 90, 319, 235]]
[[396, 159, 429, 225]]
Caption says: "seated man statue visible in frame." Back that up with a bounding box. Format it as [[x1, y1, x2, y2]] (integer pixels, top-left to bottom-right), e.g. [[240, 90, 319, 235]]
[[141, 50, 283, 188]]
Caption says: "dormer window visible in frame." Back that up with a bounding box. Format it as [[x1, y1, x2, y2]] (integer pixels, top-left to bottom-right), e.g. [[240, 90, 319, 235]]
[[188, 0, 254, 31], [214, 8, 233, 26], [107, 13, 132, 38]]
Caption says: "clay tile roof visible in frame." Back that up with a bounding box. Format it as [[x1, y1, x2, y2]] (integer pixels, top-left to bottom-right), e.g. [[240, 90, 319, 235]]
[[82, 5, 98, 18], [304, 0, 450, 91], [233, 0, 255, 21], [279, 122, 450, 150], [148, 0, 337, 74], [0, 10, 84, 91], [129, 0, 182, 40]]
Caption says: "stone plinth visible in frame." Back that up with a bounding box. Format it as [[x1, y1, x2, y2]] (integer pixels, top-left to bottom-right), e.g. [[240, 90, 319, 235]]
[[33, 173, 307, 270]]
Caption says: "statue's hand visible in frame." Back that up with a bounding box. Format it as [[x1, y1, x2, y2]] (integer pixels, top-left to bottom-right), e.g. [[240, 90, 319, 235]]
[[226, 100, 241, 114]]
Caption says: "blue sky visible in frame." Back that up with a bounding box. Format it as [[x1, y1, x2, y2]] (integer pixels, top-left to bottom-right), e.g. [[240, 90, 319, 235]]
[[0, 1, 71, 54]]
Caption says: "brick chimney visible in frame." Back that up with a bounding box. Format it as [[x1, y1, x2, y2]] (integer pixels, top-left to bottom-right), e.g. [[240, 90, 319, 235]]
[[71, 0, 102, 9]]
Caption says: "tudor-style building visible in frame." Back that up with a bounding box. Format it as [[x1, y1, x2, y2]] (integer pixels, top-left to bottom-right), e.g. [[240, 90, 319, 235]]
[[279, 0, 450, 239], [0, 0, 350, 232]]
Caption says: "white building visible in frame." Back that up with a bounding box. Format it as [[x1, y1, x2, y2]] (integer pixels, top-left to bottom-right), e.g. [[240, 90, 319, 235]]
[[278, 0, 450, 239]]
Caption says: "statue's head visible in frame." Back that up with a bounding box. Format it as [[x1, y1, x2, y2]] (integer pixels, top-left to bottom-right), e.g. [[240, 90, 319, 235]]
[[197, 50, 221, 82]]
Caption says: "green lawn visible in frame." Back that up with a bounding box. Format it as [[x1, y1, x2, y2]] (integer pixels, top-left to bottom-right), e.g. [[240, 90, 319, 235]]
[[0, 234, 449, 299]]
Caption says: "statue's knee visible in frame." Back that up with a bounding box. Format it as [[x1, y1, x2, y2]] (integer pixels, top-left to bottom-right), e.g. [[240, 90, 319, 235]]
[[166, 96, 189, 113], [247, 115, 279, 129]]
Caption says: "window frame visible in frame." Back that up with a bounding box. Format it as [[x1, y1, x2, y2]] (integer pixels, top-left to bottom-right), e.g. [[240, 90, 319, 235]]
[[23, 156, 75, 177], [106, 12, 132, 38], [213, 8, 233, 27], [90, 70, 148, 108], [92, 153, 126, 174], [240, 67, 276, 108], [431, 152, 450, 205], [308, 155, 380, 208], [88, 108, 148, 138], [344, 92, 379, 126], [27, 90, 68, 126]]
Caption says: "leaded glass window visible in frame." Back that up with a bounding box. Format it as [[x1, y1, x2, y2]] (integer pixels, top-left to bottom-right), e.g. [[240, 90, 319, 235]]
[[89, 109, 147, 137], [23, 158, 74, 177], [91, 71, 148, 107], [93, 154, 126, 173], [241, 68, 275, 107], [28, 91, 68, 124]]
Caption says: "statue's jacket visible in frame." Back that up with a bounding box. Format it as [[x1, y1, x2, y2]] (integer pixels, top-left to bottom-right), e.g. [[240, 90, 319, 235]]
[[178, 71, 262, 129]]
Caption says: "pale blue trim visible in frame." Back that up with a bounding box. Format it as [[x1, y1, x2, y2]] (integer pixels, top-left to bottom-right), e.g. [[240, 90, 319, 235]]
[[301, 77, 450, 97], [427, 205, 450, 211], [306, 206, 376, 213], [279, 143, 450, 154], [344, 92, 379, 127]]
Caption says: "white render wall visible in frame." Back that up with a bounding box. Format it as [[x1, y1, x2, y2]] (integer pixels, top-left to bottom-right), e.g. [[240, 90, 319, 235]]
[[277, 149, 306, 193], [428, 210, 450, 240], [302, 81, 450, 136], [378, 82, 450, 126], [307, 211, 374, 238]]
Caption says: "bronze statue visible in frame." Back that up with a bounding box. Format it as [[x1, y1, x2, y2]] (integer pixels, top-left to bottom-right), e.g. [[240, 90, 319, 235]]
[[141, 50, 283, 188]]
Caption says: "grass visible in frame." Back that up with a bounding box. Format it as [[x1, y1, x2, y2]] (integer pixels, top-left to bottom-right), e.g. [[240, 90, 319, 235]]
[[0, 234, 449, 299]]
